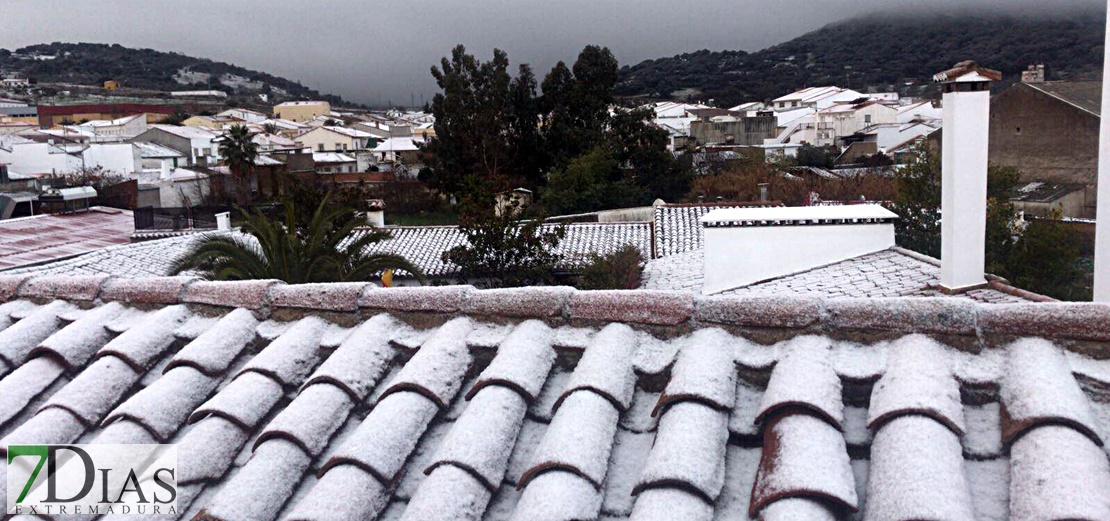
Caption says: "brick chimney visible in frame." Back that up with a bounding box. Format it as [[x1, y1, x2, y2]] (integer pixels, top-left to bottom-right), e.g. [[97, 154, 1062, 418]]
[[933, 61, 1001, 292], [1096, 9, 1110, 301]]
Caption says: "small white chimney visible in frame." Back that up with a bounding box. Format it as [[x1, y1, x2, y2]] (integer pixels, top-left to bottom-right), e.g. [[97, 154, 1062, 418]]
[[367, 199, 385, 228], [216, 212, 231, 231], [700, 204, 897, 294], [1095, 6, 1110, 302], [933, 61, 1000, 292]]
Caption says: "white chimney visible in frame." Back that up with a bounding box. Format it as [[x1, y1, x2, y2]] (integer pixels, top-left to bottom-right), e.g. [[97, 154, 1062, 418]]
[[1095, 5, 1110, 302], [700, 204, 897, 294], [216, 212, 231, 232], [367, 199, 385, 227], [933, 61, 1000, 292]]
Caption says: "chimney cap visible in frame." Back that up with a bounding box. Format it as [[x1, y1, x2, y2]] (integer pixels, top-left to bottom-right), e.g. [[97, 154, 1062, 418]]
[[367, 198, 385, 211], [932, 61, 1002, 83]]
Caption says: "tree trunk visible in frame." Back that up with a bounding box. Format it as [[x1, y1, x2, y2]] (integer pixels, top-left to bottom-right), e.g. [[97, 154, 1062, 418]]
[[234, 168, 250, 208]]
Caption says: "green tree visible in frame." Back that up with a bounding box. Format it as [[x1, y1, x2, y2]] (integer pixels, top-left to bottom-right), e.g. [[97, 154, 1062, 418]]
[[539, 46, 619, 169], [543, 147, 619, 215], [162, 110, 191, 126], [888, 145, 942, 257], [443, 196, 565, 288], [1005, 210, 1087, 300], [795, 144, 836, 168], [607, 106, 691, 206], [576, 245, 644, 290], [218, 124, 258, 207], [425, 46, 525, 197], [169, 197, 423, 283]]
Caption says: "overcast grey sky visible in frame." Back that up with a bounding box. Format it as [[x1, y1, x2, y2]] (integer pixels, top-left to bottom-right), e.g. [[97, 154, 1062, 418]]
[[0, 0, 1100, 105]]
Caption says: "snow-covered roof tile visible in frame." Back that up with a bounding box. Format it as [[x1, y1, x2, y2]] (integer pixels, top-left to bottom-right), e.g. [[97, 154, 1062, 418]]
[[0, 278, 1107, 519]]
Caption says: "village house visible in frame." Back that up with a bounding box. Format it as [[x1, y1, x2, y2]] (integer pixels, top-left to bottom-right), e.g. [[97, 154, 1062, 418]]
[[181, 114, 244, 130], [989, 76, 1100, 218], [273, 100, 331, 123], [132, 124, 222, 166], [76, 114, 149, 141], [217, 107, 268, 124]]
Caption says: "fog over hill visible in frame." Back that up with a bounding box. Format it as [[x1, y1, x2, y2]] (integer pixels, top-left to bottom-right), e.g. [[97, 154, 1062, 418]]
[[0, 0, 1101, 105]]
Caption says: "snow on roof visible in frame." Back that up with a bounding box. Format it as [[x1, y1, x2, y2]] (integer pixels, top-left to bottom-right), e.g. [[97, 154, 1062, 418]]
[[78, 114, 142, 127], [133, 141, 185, 158], [701, 204, 897, 226], [312, 152, 357, 163], [317, 126, 374, 138], [150, 124, 219, 139], [0, 209, 134, 271], [642, 247, 1037, 303], [654, 202, 785, 257], [0, 275, 1106, 520], [373, 137, 421, 152]]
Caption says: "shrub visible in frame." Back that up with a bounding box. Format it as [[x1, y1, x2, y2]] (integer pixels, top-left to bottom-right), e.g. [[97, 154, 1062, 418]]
[[576, 245, 645, 290]]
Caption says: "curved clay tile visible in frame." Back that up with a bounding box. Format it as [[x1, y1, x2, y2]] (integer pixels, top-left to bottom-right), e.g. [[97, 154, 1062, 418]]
[[756, 336, 844, 429], [1000, 338, 1103, 447], [651, 328, 737, 417], [750, 411, 858, 517], [866, 335, 965, 436]]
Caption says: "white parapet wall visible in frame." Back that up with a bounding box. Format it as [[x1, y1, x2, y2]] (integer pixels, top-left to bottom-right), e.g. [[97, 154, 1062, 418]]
[[700, 204, 897, 294]]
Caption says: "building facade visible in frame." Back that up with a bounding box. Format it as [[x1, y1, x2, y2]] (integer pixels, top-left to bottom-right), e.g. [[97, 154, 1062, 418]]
[[988, 80, 1100, 218]]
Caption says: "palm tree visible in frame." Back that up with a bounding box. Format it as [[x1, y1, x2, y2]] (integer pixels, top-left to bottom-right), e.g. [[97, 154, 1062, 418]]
[[169, 197, 425, 284], [219, 124, 258, 207], [262, 122, 280, 135]]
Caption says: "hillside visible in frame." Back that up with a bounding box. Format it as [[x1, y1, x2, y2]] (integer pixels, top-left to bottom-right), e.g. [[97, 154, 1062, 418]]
[[616, 10, 1105, 107], [0, 42, 354, 107]]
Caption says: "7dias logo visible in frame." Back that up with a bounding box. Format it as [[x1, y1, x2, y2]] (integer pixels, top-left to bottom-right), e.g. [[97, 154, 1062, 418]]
[[6, 444, 177, 516]]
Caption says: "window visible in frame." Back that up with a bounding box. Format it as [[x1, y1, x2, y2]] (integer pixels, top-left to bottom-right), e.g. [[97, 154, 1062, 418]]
[[318, 143, 325, 151], [1016, 127, 1022, 136], [864, 115, 872, 124]]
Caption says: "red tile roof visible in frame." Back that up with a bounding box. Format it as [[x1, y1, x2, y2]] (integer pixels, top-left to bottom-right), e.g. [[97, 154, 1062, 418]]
[[0, 209, 134, 271], [0, 276, 1108, 520]]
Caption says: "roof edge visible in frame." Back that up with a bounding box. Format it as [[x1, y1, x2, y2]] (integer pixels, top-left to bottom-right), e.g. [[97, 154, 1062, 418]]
[[0, 275, 1105, 354]]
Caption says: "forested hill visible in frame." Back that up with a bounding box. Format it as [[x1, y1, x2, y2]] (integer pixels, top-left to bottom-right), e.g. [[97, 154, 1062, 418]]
[[0, 42, 353, 106], [616, 9, 1105, 107]]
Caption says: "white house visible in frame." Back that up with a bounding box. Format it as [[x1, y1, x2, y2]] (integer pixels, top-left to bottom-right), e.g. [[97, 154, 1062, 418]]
[[132, 125, 222, 166], [77, 115, 149, 142], [217, 108, 268, 124], [0, 135, 145, 177], [813, 101, 898, 146], [772, 86, 866, 111], [312, 152, 357, 174]]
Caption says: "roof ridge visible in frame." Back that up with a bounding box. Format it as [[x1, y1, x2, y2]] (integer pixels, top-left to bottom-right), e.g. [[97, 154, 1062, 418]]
[[0, 275, 1106, 354]]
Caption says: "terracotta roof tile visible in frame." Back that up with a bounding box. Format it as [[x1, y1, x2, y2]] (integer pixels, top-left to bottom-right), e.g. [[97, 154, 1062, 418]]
[[269, 282, 370, 312], [100, 276, 197, 305], [18, 274, 110, 301], [569, 290, 693, 326], [0, 277, 1108, 519], [183, 279, 283, 310]]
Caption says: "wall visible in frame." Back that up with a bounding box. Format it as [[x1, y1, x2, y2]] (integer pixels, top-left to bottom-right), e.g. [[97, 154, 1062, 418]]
[[1014, 190, 1086, 218], [274, 102, 330, 123], [702, 222, 895, 294], [690, 116, 777, 146], [298, 128, 354, 152], [989, 83, 1099, 218]]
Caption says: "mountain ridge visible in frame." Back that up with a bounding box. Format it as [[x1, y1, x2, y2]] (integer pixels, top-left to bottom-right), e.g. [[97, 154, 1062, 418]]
[[0, 42, 357, 107], [616, 9, 1106, 107]]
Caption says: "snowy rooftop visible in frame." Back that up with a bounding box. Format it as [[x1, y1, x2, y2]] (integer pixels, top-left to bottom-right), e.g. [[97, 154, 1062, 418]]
[[0, 276, 1107, 520], [6, 223, 653, 280], [654, 202, 785, 257], [0, 208, 134, 271], [643, 247, 1041, 303], [700, 204, 898, 227]]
